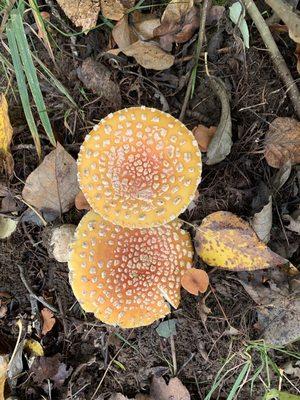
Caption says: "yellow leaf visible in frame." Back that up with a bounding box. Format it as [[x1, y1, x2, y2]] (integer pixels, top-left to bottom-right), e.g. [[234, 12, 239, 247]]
[[194, 211, 286, 271], [0, 94, 14, 176], [0, 355, 8, 400], [24, 339, 44, 357]]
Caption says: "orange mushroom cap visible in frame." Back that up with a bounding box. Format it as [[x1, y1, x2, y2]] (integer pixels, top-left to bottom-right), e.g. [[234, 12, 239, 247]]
[[68, 211, 193, 328], [181, 268, 209, 295], [77, 106, 202, 228]]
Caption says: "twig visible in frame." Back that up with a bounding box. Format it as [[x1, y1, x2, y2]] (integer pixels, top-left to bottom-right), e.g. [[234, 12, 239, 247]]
[[17, 264, 59, 313], [170, 334, 177, 376], [241, 0, 300, 119], [179, 0, 210, 121]]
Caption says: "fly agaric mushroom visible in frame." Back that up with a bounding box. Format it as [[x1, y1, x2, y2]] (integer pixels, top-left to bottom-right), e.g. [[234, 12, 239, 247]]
[[68, 211, 193, 328], [77, 106, 202, 228]]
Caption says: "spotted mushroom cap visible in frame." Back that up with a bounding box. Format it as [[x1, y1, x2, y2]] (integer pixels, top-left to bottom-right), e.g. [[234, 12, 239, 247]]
[[68, 211, 193, 328], [77, 106, 202, 228]]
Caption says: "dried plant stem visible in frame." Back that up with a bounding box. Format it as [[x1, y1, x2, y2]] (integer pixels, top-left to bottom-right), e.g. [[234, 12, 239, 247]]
[[241, 0, 300, 119], [179, 0, 210, 121]]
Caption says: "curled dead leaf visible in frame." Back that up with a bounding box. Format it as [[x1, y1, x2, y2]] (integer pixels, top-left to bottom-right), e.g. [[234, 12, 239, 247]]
[[195, 211, 286, 271], [264, 117, 300, 168], [56, 0, 100, 30], [153, 0, 198, 51], [192, 124, 217, 152], [0, 93, 14, 176], [181, 268, 209, 295], [41, 308, 56, 335]]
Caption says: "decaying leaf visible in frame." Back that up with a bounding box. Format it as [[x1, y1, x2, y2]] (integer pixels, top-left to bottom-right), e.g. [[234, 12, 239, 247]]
[[22, 143, 79, 216], [192, 124, 217, 152], [133, 12, 161, 41], [31, 354, 72, 388], [153, 0, 198, 51], [77, 58, 122, 109], [122, 40, 175, 70], [156, 319, 177, 338], [181, 268, 209, 295], [41, 308, 56, 336], [75, 190, 91, 211], [238, 269, 300, 346], [195, 211, 286, 271], [112, 15, 138, 50], [229, 2, 250, 48], [283, 211, 300, 234], [24, 339, 44, 357], [56, 0, 101, 30], [206, 77, 232, 165], [0, 216, 17, 239], [264, 117, 300, 168], [0, 93, 14, 176], [150, 376, 190, 400], [0, 355, 8, 400], [101, 0, 135, 21], [251, 195, 272, 243]]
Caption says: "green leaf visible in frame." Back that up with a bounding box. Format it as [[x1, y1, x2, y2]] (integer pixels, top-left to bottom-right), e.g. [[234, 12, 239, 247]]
[[264, 389, 300, 400], [229, 2, 250, 49], [156, 319, 177, 338]]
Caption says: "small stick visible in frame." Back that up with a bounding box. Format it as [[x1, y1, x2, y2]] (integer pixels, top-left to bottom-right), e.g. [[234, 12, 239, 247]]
[[17, 264, 59, 313], [241, 0, 300, 119], [170, 334, 177, 376], [179, 0, 210, 121]]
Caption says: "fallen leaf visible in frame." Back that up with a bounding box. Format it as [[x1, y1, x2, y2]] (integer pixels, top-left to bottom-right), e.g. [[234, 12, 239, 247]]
[[206, 77, 232, 165], [283, 211, 300, 234], [0, 355, 8, 400], [229, 2, 250, 48], [122, 40, 175, 70], [77, 58, 122, 109], [264, 117, 300, 168], [101, 0, 135, 21], [153, 0, 198, 51], [194, 211, 286, 271], [241, 271, 300, 346], [271, 161, 292, 191], [284, 361, 300, 379], [22, 142, 79, 216], [156, 319, 177, 338], [133, 12, 161, 40], [251, 195, 272, 243], [0, 216, 17, 239], [206, 5, 225, 25], [181, 268, 209, 295], [24, 339, 44, 357], [41, 308, 56, 335], [56, 0, 101, 30], [75, 190, 91, 211], [150, 376, 190, 400], [112, 16, 138, 50], [264, 389, 300, 400], [0, 93, 14, 176], [192, 124, 217, 152], [31, 354, 72, 388]]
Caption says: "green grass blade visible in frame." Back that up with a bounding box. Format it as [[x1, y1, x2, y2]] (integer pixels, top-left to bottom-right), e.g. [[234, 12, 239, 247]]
[[227, 361, 251, 400], [6, 22, 42, 157], [10, 9, 56, 146], [32, 54, 77, 108]]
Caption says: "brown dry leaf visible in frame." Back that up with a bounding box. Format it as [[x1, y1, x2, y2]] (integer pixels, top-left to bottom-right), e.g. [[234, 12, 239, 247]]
[[56, 0, 100, 30], [75, 190, 91, 211], [112, 16, 138, 50], [150, 376, 190, 400], [192, 125, 217, 152], [77, 58, 122, 109], [181, 268, 209, 295], [0, 93, 14, 176], [22, 142, 79, 216], [194, 211, 286, 271], [41, 308, 56, 335], [264, 117, 300, 168], [31, 354, 72, 388], [0, 355, 8, 400], [153, 0, 198, 51], [133, 12, 161, 40], [101, 0, 135, 21], [123, 40, 175, 70]]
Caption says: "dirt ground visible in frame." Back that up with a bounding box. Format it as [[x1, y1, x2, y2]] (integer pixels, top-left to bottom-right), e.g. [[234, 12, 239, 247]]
[[0, 0, 300, 399]]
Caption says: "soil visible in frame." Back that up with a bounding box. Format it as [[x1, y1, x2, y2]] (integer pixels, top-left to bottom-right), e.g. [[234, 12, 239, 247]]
[[0, 1, 300, 399]]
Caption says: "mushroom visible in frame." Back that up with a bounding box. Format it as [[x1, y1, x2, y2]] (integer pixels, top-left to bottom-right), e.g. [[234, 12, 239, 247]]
[[77, 106, 202, 228], [68, 211, 194, 328], [181, 268, 209, 295]]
